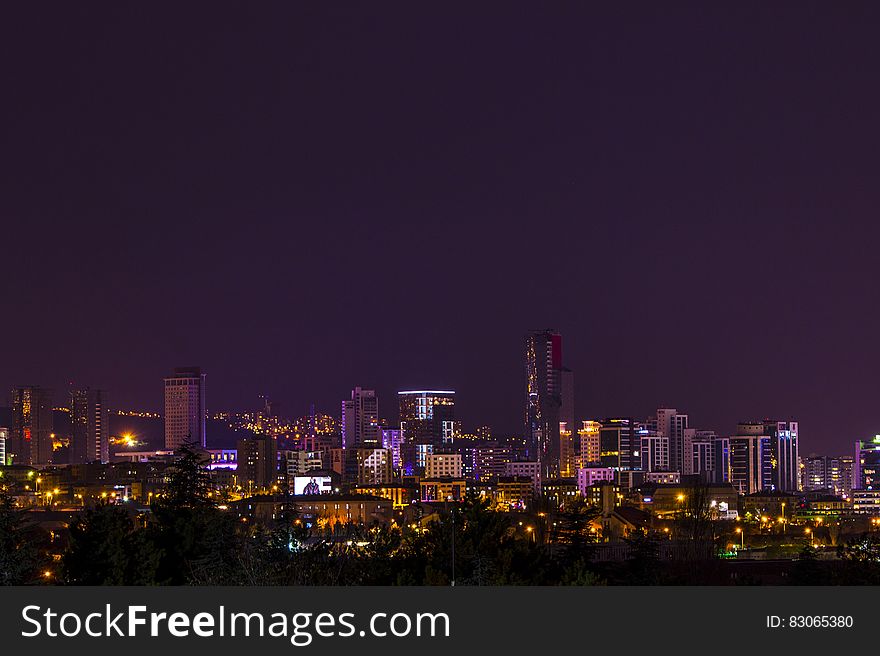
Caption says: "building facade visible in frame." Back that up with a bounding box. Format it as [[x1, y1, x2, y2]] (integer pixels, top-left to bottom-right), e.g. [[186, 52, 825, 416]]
[[729, 427, 773, 494], [341, 387, 379, 449], [425, 453, 462, 479], [164, 367, 206, 450], [578, 420, 601, 467], [236, 435, 279, 492], [398, 390, 456, 474], [356, 448, 393, 485], [10, 386, 54, 466], [524, 329, 564, 478], [70, 388, 110, 464]]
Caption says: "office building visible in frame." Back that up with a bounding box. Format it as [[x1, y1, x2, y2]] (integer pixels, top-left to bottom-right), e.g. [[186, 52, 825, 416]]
[[164, 367, 207, 450], [10, 386, 54, 466], [341, 387, 379, 449], [70, 388, 110, 464]]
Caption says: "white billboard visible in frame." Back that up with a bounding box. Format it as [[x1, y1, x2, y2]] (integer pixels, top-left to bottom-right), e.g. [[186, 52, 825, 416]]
[[293, 475, 332, 495]]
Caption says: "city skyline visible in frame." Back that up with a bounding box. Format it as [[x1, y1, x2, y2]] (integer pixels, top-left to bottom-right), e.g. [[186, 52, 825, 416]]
[[6, 4, 880, 455], [0, 361, 856, 465]]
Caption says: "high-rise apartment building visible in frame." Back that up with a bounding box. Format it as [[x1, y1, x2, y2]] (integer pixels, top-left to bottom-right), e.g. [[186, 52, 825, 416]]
[[729, 423, 773, 494], [804, 454, 832, 492], [640, 425, 669, 472], [0, 427, 7, 466], [835, 456, 855, 498], [70, 388, 110, 464], [652, 408, 689, 474], [356, 448, 393, 485], [237, 434, 279, 492], [712, 436, 731, 484], [398, 390, 456, 474], [10, 387, 54, 466], [598, 418, 640, 484], [854, 437, 880, 491], [164, 367, 207, 450], [380, 427, 402, 470], [473, 443, 515, 482], [578, 420, 601, 467], [690, 430, 717, 481], [341, 387, 379, 449], [763, 420, 800, 492]]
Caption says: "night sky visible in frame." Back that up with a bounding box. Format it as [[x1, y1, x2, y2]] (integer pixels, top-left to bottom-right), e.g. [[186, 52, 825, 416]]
[[3, 3, 880, 454]]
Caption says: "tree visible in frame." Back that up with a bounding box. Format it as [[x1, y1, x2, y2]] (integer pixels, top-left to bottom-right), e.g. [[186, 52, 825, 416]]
[[63, 503, 161, 585], [158, 441, 214, 509], [0, 484, 46, 585], [150, 441, 242, 584], [620, 528, 663, 584], [790, 545, 827, 585]]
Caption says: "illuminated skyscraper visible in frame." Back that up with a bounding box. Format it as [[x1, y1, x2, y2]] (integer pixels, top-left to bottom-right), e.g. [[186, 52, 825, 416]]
[[598, 418, 640, 483], [356, 448, 393, 485], [0, 426, 7, 466], [10, 387, 54, 466], [763, 420, 800, 492], [652, 408, 688, 474], [577, 420, 601, 467], [164, 367, 207, 450], [70, 388, 110, 464], [854, 437, 880, 491], [398, 390, 456, 474], [729, 423, 773, 494], [525, 329, 564, 478], [640, 425, 669, 472], [341, 387, 379, 449]]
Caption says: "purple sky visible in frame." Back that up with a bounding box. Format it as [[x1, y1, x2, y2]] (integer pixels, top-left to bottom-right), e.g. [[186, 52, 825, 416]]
[[2, 3, 880, 454]]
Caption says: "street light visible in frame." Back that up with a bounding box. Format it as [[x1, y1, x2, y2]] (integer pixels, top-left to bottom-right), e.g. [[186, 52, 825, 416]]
[[735, 526, 744, 549], [447, 494, 455, 587], [805, 527, 814, 547]]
